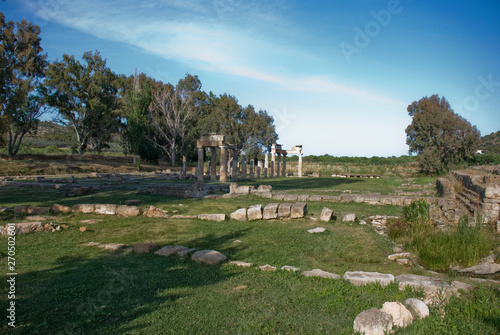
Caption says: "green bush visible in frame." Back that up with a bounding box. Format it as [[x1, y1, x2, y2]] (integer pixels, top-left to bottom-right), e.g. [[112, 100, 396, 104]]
[[139, 142, 162, 164]]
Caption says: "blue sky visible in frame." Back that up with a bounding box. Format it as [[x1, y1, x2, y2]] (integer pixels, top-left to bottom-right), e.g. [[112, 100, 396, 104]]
[[2, 0, 499, 156]]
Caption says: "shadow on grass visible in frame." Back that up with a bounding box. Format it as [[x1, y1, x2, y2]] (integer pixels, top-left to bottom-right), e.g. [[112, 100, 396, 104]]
[[239, 177, 365, 191]]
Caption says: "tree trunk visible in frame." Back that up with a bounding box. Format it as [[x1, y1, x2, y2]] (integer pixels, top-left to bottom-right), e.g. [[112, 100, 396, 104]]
[[170, 142, 176, 166]]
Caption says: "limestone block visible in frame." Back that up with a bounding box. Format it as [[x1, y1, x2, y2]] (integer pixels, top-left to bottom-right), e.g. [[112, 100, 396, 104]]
[[26, 215, 46, 221], [388, 252, 412, 261], [94, 204, 117, 215], [380, 302, 413, 328], [484, 181, 500, 199], [73, 204, 95, 214], [52, 204, 72, 214], [257, 185, 273, 193], [308, 195, 323, 202], [298, 194, 310, 202], [404, 298, 429, 320], [134, 243, 160, 253], [322, 195, 341, 202], [283, 194, 299, 202], [155, 245, 192, 257], [302, 269, 340, 279], [353, 308, 394, 335], [259, 264, 276, 272], [230, 208, 247, 221], [6, 222, 44, 235], [319, 207, 333, 222], [342, 212, 356, 222], [343, 271, 394, 287], [263, 203, 279, 220], [278, 203, 293, 218], [281, 265, 300, 272], [116, 205, 142, 217], [198, 214, 227, 222], [191, 250, 227, 265], [145, 206, 169, 218], [396, 274, 452, 304], [272, 193, 285, 200], [98, 243, 126, 251], [458, 263, 500, 275], [27, 207, 51, 215], [229, 261, 252, 267], [247, 204, 263, 221], [291, 202, 307, 218], [308, 227, 326, 233], [171, 215, 198, 219]]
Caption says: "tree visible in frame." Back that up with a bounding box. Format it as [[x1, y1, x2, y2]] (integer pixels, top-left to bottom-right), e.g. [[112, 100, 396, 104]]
[[0, 13, 47, 155], [405, 94, 480, 175], [45, 51, 119, 155]]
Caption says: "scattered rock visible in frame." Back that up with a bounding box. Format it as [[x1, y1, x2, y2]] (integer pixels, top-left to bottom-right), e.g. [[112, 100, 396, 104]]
[[155, 245, 192, 257], [263, 203, 279, 220], [404, 298, 429, 320], [458, 263, 500, 275], [52, 204, 72, 214], [5, 222, 44, 234], [302, 269, 340, 279], [176, 248, 196, 259], [230, 261, 252, 267], [83, 242, 100, 246], [115, 205, 142, 217], [230, 208, 247, 221], [73, 204, 95, 214], [396, 274, 452, 304], [397, 259, 412, 266], [319, 207, 333, 222], [343, 271, 394, 287], [191, 250, 227, 265], [451, 281, 473, 293], [353, 308, 393, 335], [98, 243, 126, 251], [26, 206, 51, 215], [259, 264, 277, 272], [145, 206, 169, 218], [94, 204, 117, 215], [342, 212, 356, 222], [380, 302, 413, 328], [388, 252, 412, 261], [79, 227, 87, 232], [393, 246, 405, 253], [198, 214, 227, 222], [79, 219, 102, 224], [171, 215, 198, 219], [134, 243, 160, 253], [278, 203, 293, 218], [359, 220, 367, 225], [26, 215, 47, 221], [281, 265, 300, 272], [247, 204, 263, 221], [291, 202, 307, 218], [307, 227, 326, 233]]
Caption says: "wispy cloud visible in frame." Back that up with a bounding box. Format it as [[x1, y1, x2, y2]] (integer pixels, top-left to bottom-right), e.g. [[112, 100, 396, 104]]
[[26, 0, 401, 106]]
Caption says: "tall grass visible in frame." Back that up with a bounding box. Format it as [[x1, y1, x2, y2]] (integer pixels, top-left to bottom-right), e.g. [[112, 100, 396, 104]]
[[388, 200, 496, 272]]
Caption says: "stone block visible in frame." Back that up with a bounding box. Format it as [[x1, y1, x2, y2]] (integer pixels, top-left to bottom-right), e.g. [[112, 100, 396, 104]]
[[291, 202, 307, 218], [343, 271, 394, 287], [342, 212, 356, 222], [94, 204, 117, 215], [298, 194, 310, 202], [388, 252, 412, 261], [272, 193, 285, 201], [278, 203, 293, 218], [52, 204, 72, 214], [302, 269, 340, 279], [380, 302, 413, 328], [353, 308, 393, 335], [308, 227, 326, 233], [229, 261, 252, 267], [319, 207, 333, 222], [155, 245, 191, 257], [73, 204, 95, 214], [14, 206, 28, 215], [404, 298, 429, 320], [263, 203, 279, 220], [230, 208, 247, 221], [116, 205, 142, 217], [145, 206, 169, 218], [6, 222, 44, 235], [283, 194, 299, 202], [259, 264, 276, 272], [171, 215, 197, 219], [281, 265, 300, 272], [309, 195, 323, 202], [27, 207, 51, 215], [191, 250, 227, 265], [134, 243, 160, 253], [322, 195, 340, 202], [247, 204, 263, 221], [198, 214, 227, 222], [257, 185, 273, 193]]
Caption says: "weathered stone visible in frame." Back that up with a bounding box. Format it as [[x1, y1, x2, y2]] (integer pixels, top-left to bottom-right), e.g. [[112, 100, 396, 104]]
[[171, 215, 197, 219], [319, 207, 333, 222], [342, 212, 356, 222], [198, 214, 226, 222], [247, 204, 263, 221], [309, 195, 323, 202], [115, 205, 142, 217], [125, 199, 141, 206], [380, 302, 413, 328], [191, 250, 227, 265], [307, 227, 326, 233], [176, 248, 196, 259], [230, 208, 247, 221], [98, 243, 126, 251], [73, 204, 95, 214], [26, 206, 51, 215], [155, 245, 192, 257], [52, 204, 72, 214], [291, 202, 307, 218], [83, 241, 100, 246], [94, 204, 117, 215], [302, 269, 340, 279], [485, 182, 500, 199], [388, 252, 412, 261], [229, 261, 252, 267], [6, 222, 44, 234], [343, 271, 394, 287], [0, 206, 10, 213], [257, 185, 273, 193], [404, 298, 429, 320], [458, 263, 500, 275], [145, 206, 169, 218], [26, 215, 47, 221], [283, 194, 299, 202], [396, 274, 452, 304], [259, 264, 277, 272], [79, 226, 87, 232], [134, 243, 160, 253], [278, 203, 293, 218], [353, 308, 393, 335], [322, 195, 341, 202], [281, 265, 300, 272], [79, 219, 102, 224], [298, 194, 310, 202], [263, 203, 279, 220], [451, 281, 473, 293], [397, 259, 412, 266]]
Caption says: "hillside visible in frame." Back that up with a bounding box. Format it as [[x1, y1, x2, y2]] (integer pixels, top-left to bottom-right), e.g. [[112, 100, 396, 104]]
[[480, 131, 500, 154]]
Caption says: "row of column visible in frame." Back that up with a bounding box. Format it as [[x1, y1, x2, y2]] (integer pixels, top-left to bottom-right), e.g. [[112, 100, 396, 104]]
[[197, 147, 289, 182]]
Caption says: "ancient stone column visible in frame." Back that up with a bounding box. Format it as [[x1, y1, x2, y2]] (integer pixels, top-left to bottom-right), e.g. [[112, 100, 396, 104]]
[[298, 152, 303, 177], [264, 167, 268, 178], [282, 153, 287, 177], [265, 153, 269, 169], [232, 150, 238, 180], [210, 147, 217, 182], [241, 154, 247, 179], [197, 146, 204, 182], [182, 155, 187, 178], [249, 159, 254, 179], [257, 166, 261, 179], [276, 154, 281, 178], [207, 162, 211, 179], [270, 161, 274, 178], [220, 146, 228, 183]]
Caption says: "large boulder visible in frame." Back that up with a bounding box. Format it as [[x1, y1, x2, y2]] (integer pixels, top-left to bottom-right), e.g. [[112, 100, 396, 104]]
[[230, 208, 247, 221], [263, 203, 279, 220], [353, 308, 393, 335], [380, 302, 413, 328], [319, 207, 333, 222], [291, 202, 307, 218], [247, 204, 263, 221], [191, 250, 227, 265], [343, 271, 394, 287], [404, 298, 429, 320]]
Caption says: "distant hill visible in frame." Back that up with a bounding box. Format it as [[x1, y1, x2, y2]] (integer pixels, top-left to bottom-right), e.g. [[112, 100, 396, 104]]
[[24, 121, 75, 148], [479, 131, 500, 154]]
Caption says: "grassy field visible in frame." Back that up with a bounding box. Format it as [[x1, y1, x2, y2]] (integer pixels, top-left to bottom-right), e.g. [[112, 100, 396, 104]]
[[1, 160, 500, 334]]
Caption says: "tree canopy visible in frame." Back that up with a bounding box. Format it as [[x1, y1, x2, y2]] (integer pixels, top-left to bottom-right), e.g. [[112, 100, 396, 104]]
[[405, 94, 480, 175]]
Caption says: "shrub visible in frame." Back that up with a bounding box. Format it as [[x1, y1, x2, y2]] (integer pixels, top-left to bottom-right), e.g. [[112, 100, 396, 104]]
[[139, 142, 162, 164]]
